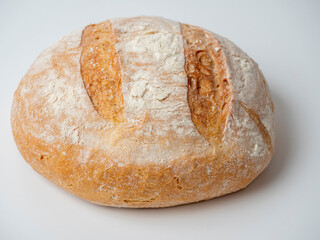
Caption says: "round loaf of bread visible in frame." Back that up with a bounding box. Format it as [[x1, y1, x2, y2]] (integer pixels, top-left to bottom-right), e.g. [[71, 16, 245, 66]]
[[11, 16, 275, 208]]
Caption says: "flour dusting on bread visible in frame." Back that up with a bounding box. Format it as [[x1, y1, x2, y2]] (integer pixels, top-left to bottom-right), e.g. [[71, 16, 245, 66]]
[[213, 33, 274, 158], [108, 16, 210, 163], [17, 30, 108, 147], [11, 16, 275, 208], [111, 17, 207, 140]]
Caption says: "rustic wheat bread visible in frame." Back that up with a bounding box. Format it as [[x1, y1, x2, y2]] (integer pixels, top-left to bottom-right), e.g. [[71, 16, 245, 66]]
[[11, 16, 274, 208]]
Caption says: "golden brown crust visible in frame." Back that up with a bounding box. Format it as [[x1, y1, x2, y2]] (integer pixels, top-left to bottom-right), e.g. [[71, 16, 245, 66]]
[[80, 21, 124, 124], [11, 17, 275, 208], [181, 24, 231, 144], [12, 127, 261, 208]]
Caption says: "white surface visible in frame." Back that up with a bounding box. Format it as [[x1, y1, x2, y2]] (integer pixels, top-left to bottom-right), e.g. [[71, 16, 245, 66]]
[[0, 0, 319, 239]]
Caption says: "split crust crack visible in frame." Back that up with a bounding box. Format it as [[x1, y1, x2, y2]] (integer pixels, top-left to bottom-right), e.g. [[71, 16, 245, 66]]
[[238, 101, 273, 152]]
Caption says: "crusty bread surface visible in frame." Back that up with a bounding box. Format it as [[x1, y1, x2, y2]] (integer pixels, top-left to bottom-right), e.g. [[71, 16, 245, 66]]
[[11, 16, 274, 208]]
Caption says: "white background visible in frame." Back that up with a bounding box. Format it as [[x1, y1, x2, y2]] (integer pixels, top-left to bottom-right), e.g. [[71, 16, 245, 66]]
[[1, 0, 319, 239]]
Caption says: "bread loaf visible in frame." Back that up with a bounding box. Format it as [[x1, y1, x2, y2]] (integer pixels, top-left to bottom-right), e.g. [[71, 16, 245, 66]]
[[11, 16, 275, 208]]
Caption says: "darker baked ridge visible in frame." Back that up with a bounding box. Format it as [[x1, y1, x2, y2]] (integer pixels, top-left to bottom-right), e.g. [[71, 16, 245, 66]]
[[11, 119, 271, 207], [181, 24, 273, 152], [181, 24, 231, 145], [80, 20, 124, 124]]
